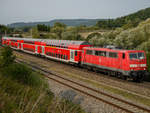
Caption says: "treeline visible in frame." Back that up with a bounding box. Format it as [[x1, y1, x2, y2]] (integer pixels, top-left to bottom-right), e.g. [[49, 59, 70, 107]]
[[96, 7, 150, 29], [31, 22, 88, 40]]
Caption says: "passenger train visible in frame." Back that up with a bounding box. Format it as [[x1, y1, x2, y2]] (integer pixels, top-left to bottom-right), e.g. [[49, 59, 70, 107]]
[[2, 37, 148, 82]]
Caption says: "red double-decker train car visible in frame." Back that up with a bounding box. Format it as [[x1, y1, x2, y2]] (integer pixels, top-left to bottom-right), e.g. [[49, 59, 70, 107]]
[[2, 37, 149, 82], [2, 37, 91, 64]]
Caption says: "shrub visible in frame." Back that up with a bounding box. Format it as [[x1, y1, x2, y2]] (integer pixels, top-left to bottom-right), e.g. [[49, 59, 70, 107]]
[[0, 46, 15, 67], [2, 63, 43, 87], [62, 31, 83, 40]]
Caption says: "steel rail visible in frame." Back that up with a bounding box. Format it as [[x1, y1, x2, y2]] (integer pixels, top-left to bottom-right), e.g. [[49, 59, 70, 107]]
[[16, 59, 150, 113]]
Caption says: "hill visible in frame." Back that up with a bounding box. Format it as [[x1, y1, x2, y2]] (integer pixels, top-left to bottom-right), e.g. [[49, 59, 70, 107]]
[[8, 19, 103, 28], [96, 7, 150, 29]]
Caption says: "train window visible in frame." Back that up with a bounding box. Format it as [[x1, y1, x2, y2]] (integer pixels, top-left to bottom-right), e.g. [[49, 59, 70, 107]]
[[122, 53, 125, 59], [95, 51, 106, 56], [109, 52, 118, 58], [75, 51, 77, 56], [86, 50, 93, 55], [64, 55, 66, 59]]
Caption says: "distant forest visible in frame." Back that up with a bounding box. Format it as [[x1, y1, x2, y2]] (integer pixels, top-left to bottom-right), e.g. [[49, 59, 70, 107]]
[[8, 19, 102, 28], [96, 7, 150, 29]]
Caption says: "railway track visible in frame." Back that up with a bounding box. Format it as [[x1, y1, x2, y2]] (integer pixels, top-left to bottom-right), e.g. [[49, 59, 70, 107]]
[[16, 58, 150, 113], [14, 50, 150, 89], [14, 51, 150, 94], [13, 50, 150, 99]]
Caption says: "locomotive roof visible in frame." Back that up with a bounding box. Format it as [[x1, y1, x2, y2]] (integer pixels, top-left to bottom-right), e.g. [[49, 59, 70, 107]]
[[85, 47, 145, 53]]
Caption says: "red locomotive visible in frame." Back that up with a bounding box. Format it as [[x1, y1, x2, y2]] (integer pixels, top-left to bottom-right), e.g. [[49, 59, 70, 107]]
[[2, 37, 148, 82], [81, 47, 147, 81]]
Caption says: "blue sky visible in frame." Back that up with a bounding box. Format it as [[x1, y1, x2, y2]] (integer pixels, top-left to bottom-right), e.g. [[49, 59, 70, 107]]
[[0, 0, 150, 25]]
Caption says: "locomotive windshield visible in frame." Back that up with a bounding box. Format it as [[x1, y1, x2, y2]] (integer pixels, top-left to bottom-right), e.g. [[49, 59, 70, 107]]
[[129, 52, 145, 60]]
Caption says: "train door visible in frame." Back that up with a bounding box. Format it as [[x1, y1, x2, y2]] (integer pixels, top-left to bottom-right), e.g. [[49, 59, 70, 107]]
[[42, 46, 45, 55], [19, 43, 21, 49], [9, 41, 11, 46], [17, 42, 19, 49], [70, 50, 75, 62], [21, 43, 23, 50], [39, 46, 42, 54], [120, 53, 126, 70], [35, 45, 38, 54]]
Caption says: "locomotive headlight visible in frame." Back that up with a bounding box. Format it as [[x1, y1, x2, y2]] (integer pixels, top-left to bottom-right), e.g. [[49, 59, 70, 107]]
[[130, 64, 137, 68]]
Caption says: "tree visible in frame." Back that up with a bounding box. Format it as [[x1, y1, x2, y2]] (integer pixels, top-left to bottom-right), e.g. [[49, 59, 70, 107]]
[[62, 31, 83, 40], [32, 27, 40, 38], [51, 22, 66, 39], [53, 22, 66, 28], [86, 32, 101, 41], [37, 24, 50, 32]]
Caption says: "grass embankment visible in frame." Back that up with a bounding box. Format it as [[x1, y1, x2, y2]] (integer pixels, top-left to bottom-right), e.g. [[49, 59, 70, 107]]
[[0, 47, 85, 113], [0, 65, 85, 113], [51, 68, 150, 107]]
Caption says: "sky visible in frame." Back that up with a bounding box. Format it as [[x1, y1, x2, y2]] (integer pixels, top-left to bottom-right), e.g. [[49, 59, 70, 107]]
[[0, 0, 150, 25]]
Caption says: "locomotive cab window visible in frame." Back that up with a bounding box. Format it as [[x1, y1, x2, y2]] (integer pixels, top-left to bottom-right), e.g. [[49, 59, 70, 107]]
[[109, 52, 118, 58], [129, 52, 145, 60]]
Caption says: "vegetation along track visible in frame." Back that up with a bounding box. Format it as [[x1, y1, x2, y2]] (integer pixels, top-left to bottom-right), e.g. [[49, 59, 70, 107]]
[[15, 58, 150, 113]]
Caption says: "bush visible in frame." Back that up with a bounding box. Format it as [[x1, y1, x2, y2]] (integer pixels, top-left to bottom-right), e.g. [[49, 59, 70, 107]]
[[0, 46, 15, 67], [2, 63, 43, 87], [62, 31, 83, 40]]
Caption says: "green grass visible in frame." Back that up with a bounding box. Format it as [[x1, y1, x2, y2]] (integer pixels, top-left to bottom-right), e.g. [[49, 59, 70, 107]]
[[51, 68, 150, 107]]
